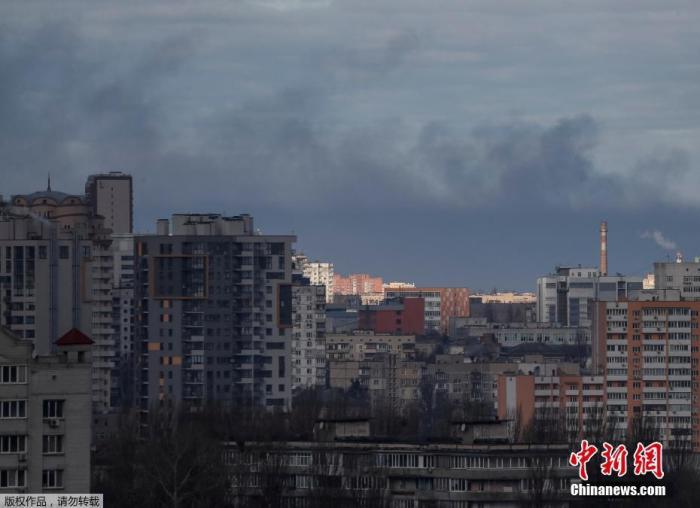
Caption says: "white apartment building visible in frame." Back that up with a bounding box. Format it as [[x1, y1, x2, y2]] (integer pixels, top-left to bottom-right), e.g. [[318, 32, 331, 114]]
[[536, 266, 643, 327], [302, 261, 334, 304], [654, 260, 700, 299], [0, 326, 92, 492], [291, 284, 326, 390]]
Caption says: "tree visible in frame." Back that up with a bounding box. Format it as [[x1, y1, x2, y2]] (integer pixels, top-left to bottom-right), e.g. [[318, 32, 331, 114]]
[[94, 403, 231, 508]]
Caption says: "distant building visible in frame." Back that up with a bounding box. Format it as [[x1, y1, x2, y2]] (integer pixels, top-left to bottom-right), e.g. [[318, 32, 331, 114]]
[[324, 305, 359, 334], [497, 371, 605, 436], [643, 273, 655, 290], [653, 260, 700, 299], [473, 292, 536, 304], [329, 355, 425, 410], [334, 273, 383, 305], [427, 356, 517, 409], [383, 285, 470, 334], [291, 283, 326, 390], [467, 300, 535, 324], [0, 326, 92, 492], [450, 319, 590, 348], [301, 261, 334, 304], [536, 266, 643, 326], [134, 213, 296, 411], [326, 332, 416, 362], [85, 172, 133, 235], [358, 297, 424, 335], [383, 281, 415, 288]]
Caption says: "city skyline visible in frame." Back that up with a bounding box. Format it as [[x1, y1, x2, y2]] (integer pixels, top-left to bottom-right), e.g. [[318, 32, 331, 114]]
[[4, 175, 692, 292]]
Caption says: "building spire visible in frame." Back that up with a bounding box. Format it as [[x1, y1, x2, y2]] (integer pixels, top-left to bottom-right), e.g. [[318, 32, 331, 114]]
[[47, 172, 51, 192]]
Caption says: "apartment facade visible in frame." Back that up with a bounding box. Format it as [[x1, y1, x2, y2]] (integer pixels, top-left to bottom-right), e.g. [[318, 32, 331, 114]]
[[591, 297, 700, 448], [329, 355, 425, 410], [291, 283, 326, 390], [135, 214, 296, 411], [497, 372, 605, 437], [0, 326, 92, 493], [0, 188, 115, 413], [383, 286, 470, 334], [110, 234, 135, 408], [654, 260, 700, 299], [450, 319, 590, 348], [326, 332, 417, 362], [300, 261, 334, 304], [85, 172, 133, 235], [225, 440, 577, 507], [536, 266, 643, 326], [334, 273, 383, 304], [358, 297, 425, 335]]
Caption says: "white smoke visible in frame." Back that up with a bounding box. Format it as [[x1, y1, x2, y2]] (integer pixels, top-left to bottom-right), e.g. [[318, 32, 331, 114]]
[[641, 230, 677, 250]]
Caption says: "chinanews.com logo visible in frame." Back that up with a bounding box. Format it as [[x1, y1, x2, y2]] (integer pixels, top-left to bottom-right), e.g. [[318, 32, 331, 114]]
[[568, 440, 666, 497]]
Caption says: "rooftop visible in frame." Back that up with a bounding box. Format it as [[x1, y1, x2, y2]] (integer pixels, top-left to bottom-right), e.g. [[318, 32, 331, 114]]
[[56, 328, 94, 346]]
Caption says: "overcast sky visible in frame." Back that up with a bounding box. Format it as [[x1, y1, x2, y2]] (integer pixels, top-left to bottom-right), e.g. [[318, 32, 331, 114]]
[[2, 1, 699, 290]]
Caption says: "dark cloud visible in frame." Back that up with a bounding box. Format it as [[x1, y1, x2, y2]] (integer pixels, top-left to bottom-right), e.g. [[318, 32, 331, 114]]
[[0, 22, 694, 219], [0, 16, 698, 289]]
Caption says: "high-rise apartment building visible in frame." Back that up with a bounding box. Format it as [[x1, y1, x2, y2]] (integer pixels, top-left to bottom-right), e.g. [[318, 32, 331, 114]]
[[301, 261, 334, 304], [85, 172, 133, 234], [110, 234, 135, 408], [135, 213, 296, 410], [383, 285, 469, 334], [0, 326, 92, 492], [536, 266, 643, 326], [291, 283, 326, 390], [0, 187, 115, 413], [591, 294, 700, 449]]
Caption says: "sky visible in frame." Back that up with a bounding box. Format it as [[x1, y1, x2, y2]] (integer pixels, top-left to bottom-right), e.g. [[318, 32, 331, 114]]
[[1, 0, 699, 291]]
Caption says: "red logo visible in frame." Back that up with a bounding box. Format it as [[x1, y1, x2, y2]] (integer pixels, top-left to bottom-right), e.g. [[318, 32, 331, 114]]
[[569, 440, 598, 481], [633, 442, 664, 480], [601, 442, 628, 477], [570, 441, 664, 480]]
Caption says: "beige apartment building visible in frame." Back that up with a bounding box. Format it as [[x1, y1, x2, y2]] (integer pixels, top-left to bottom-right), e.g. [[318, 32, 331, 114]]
[[0, 326, 92, 492]]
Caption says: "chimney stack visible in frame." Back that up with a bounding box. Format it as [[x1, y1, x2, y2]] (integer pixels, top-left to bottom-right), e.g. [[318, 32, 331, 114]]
[[600, 221, 608, 276]]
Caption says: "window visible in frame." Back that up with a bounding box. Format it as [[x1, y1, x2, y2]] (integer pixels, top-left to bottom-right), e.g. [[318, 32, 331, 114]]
[[0, 436, 26, 454], [0, 401, 26, 419], [0, 366, 27, 384], [39, 246, 47, 259], [0, 469, 25, 488], [42, 469, 63, 489], [450, 478, 468, 492], [43, 435, 64, 454], [59, 246, 69, 259], [43, 400, 64, 419]]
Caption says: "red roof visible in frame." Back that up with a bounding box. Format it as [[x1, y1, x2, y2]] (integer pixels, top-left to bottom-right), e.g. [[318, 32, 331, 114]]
[[55, 328, 94, 346]]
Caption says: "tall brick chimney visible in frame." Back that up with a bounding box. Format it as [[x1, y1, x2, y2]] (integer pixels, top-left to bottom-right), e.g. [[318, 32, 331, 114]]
[[600, 221, 608, 276]]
